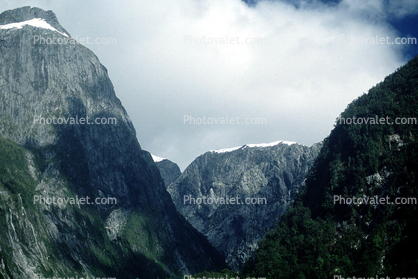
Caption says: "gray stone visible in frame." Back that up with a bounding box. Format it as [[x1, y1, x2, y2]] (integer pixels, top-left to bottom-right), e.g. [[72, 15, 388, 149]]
[[0, 6, 226, 278], [154, 158, 182, 188], [168, 141, 322, 271]]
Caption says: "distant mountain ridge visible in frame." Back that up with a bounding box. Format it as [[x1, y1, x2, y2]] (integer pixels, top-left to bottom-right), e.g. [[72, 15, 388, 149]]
[[166, 140, 322, 271], [210, 140, 299, 153]]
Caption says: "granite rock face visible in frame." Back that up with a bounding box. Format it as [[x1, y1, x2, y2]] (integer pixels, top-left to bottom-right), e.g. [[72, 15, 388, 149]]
[[153, 158, 182, 189], [168, 141, 322, 271], [0, 6, 225, 279]]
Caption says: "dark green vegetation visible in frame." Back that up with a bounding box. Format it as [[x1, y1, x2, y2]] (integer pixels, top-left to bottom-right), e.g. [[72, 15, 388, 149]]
[[193, 269, 240, 278], [242, 56, 418, 278], [0, 132, 225, 279], [0, 135, 167, 278]]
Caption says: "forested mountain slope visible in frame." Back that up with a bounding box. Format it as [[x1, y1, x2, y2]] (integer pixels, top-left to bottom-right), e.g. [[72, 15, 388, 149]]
[[243, 56, 418, 278]]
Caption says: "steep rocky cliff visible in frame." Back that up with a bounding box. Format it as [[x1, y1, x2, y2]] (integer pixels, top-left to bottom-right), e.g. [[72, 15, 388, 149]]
[[0, 6, 226, 279], [167, 141, 321, 271], [152, 155, 181, 189]]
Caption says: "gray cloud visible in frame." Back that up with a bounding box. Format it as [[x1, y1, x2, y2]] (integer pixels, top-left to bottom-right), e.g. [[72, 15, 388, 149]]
[[387, 0, 418, 18], [0, 0, 410, 170]]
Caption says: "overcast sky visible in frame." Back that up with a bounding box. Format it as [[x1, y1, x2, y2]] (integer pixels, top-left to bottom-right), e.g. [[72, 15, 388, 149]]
[[1, 0, 418, 170]]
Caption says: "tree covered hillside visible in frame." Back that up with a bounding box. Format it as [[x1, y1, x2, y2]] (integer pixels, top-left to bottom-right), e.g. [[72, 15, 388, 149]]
[[243, 56, 418, 278]]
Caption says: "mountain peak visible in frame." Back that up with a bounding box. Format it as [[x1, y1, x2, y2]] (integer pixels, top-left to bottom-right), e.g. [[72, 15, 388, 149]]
[[0, 6, 70, 37], [0, 6, 226, 277], [151, 154, 167, 162]]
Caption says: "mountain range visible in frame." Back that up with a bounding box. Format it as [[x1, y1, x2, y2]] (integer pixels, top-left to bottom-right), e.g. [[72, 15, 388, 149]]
[[1, 5, 417, 279]]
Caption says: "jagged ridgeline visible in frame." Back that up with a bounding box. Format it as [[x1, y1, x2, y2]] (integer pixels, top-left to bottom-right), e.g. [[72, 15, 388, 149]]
[[166, 141, 321, 272], [242, 56, 418, 278], [0, 6, 226, 279]]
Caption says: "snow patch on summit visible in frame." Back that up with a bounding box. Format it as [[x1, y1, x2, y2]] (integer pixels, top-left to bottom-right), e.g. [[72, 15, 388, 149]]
[[0, 18, 69, 37], [211, 140, 298, 154], [246, 140, 298, 148], [151, 154, 166, 162], [211, 146, 242, 154]]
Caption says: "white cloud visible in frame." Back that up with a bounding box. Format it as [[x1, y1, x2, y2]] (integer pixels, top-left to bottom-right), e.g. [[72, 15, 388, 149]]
[[0, 0, 409, 169]]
